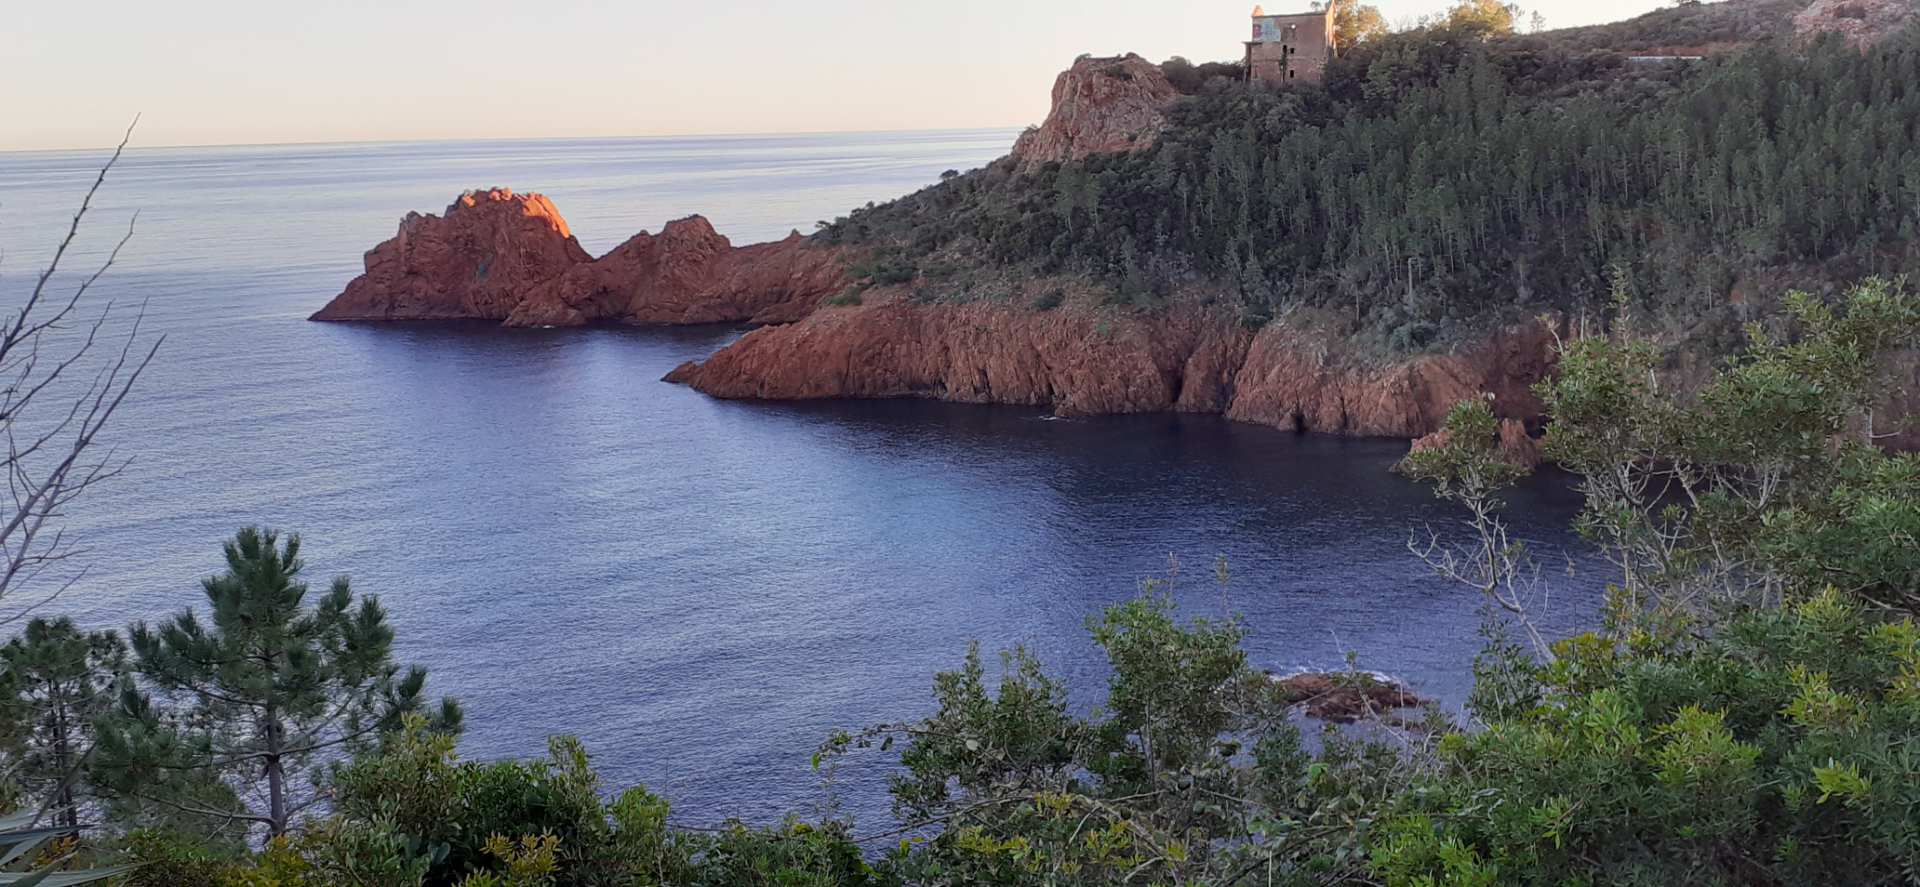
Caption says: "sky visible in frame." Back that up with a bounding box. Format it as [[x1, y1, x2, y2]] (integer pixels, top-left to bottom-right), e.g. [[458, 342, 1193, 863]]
[[2, 0, 1672, 152]]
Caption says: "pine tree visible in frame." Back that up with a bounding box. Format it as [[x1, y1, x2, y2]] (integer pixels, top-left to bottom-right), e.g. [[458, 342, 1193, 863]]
[[96, 527, 460, 837], [0, 618, 127, 828]]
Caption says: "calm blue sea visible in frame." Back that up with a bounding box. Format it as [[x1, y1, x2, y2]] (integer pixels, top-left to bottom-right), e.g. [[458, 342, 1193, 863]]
[[0, 131, 1602, 826]]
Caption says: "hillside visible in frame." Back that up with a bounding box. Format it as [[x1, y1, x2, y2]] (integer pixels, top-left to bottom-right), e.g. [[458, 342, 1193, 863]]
[[1526, 0, 1802, 52], [812, 0, 1919, 352]]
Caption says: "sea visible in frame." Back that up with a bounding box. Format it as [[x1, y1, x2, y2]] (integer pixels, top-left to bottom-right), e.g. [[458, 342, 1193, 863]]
[[0, 131, 1604, 826]]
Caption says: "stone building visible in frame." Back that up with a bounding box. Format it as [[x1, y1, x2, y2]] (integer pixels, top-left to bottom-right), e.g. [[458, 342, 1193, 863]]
[[1245, 4, 1336, 85]]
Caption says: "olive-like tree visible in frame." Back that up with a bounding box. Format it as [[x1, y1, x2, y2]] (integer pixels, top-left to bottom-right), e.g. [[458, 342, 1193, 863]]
[[1329, 0, 1390, 47], [97, 528, 460, 838]]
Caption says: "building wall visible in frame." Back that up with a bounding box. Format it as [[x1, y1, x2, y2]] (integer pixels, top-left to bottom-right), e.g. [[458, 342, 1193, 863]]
[[1246, 10, 1335, 85]]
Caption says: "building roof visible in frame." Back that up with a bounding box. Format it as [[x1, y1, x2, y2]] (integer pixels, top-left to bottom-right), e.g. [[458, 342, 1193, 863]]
[[1251, 4, 1331, 19]]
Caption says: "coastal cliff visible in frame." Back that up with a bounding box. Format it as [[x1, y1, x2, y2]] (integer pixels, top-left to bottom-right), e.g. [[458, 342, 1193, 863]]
[[665, 298, 1558, 439]]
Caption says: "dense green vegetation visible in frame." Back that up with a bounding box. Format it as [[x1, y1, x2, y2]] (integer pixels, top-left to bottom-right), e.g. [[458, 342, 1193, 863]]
[[0, 279, 1908, 885], [821, 12, 1920, 350]]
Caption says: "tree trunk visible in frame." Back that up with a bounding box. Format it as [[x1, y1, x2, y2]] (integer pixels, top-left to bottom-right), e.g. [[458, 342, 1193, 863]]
[[52, 691, 77, 830], [264, 706, 287, 836]]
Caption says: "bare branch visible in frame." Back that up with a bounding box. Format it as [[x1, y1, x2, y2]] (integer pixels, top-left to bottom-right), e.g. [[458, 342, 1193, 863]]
[[0, 119, 158, 615]]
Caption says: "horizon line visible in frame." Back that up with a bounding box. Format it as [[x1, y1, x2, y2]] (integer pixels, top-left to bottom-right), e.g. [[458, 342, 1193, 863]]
[[0, 124, 1033, 157]]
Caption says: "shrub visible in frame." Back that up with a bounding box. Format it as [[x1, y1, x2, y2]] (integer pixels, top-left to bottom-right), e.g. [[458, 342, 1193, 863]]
[[1374, 592, 1920, 884], [1387, 319, 1438, 351]]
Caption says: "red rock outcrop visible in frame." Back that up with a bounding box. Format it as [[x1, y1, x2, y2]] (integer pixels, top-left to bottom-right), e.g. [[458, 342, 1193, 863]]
[[311, 188, 593, 322], [665, 299, 1561, 439], [1794, 0, 1915, 46], [1270, 672, 1428, 723], [1408, 417, 1544, 468], [509, 218, 848, 327], [312, 194, 848, 327], [665, 301, 1247, 416], [1011, 54, 1179, 169], [1228, 322, 1555, 437]]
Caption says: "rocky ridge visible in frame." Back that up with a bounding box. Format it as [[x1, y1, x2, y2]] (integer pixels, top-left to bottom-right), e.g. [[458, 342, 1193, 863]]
[[312, 189, 593, 322], [311, 190, 847, 327]]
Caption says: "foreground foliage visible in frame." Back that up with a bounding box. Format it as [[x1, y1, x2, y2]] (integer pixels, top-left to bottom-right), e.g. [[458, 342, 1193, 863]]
[[94, 528, 461, 840], [1380, 590, 1920, 884]]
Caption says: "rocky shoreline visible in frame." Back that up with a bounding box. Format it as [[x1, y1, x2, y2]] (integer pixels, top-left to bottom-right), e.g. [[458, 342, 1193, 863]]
[[663, 298, 1558, 441], [311, 185, 1561, 447]]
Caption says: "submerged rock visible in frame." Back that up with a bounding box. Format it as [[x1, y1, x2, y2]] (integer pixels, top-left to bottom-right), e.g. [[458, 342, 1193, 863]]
[[1269, 671, 1428, 723], [1408, 417, 1544, 469]]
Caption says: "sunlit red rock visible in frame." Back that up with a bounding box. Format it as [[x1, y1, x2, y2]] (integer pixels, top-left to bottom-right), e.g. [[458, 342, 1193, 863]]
[[311, 188, 591, 322], [1010, 53, 1180, 169], [313, 194, 847, 327], [665, 299, 1562, 440], [509, 218, 848, 328]]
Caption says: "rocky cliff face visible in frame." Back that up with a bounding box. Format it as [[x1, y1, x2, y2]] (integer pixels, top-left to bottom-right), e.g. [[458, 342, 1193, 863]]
[[311, 192, 847, 327], [664, 299, 1559, 440], [509, 217, 848, 327], [312, 188, 594, 322], [1794, 0, 1915, 46], [1010, 54, 1179, 169], [1226, 322, 1555, 437]]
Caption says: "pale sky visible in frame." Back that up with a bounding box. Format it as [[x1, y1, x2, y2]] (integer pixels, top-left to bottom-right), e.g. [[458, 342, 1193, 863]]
[[2, 0, 1669, 151]]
